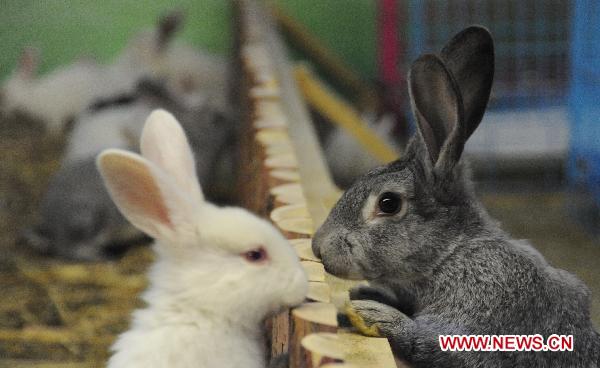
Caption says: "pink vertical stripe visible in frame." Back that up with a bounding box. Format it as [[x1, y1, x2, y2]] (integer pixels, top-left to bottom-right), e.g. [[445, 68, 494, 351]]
[[379, 0, 402, 84]]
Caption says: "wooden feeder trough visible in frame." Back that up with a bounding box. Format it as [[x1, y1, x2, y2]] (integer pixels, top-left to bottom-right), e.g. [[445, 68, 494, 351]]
[[235, 1, 402, 366]]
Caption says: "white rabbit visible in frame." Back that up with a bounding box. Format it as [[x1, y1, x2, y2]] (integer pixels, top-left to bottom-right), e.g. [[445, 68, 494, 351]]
[[97, 110, 308, 368], [160, 42, 229, 111], [0, 48, 107, 134], [0, 10, 210, 135], [104, 10, 184, 96], [108, 10, 229, 112], [26, 79, 234, 261], [63, 101, 153, 165]]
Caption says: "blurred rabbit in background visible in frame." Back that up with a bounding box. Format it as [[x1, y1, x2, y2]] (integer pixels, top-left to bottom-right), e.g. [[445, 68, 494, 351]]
[[0, 47, 106, 134], [0, 10, 229, 135], [25, 78, 236, 261], [14, 9, 236, 261]]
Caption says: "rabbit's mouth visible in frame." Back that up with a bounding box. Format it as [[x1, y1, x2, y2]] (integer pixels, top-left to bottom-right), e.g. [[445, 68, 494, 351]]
[[346, 237, 383, 280], [343, 237, 355, 251], [321, 256, 362, 280]]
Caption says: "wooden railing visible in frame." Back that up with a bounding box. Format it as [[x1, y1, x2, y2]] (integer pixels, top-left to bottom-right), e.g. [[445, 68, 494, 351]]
[[235, 1, 399, 366]]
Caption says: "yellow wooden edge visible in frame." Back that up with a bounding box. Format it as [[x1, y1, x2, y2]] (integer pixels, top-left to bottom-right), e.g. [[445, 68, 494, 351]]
[[294, 64, 399, 164]]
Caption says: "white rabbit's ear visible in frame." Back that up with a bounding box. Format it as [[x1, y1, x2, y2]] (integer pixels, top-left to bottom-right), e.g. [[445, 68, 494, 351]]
[[17, 47, 39, 80], [140, 109, 204, 204], [97, 149, 194, 240]]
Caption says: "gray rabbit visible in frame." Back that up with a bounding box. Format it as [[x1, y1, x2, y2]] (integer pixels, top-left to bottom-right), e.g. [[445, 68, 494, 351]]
[[25, 79, 236, 261], [312, 26, 600, 367], [25, 156, 137, 260]]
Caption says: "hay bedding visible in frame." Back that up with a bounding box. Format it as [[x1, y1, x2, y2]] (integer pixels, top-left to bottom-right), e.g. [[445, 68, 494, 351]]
[[0, 115, 153, 367]]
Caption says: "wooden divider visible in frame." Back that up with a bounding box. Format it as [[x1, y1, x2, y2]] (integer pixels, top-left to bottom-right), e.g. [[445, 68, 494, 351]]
[[235, 1, 401, 367]]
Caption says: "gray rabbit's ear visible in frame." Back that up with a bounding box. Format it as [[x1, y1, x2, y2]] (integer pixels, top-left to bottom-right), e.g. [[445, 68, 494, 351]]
[[408, 54, 464, 173], [440, 26, 494, 140]]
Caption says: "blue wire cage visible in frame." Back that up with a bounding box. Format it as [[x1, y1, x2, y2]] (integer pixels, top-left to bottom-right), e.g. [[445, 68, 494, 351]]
[[405, 0, 571, 163], [407, 0, 570, 109], [568, 0, 600, 205]]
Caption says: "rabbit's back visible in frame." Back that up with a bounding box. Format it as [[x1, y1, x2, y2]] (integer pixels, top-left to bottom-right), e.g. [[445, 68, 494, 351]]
[[418, 236, 600, 366], [64, 102, 152, 164], [424, 236, 590, 324]]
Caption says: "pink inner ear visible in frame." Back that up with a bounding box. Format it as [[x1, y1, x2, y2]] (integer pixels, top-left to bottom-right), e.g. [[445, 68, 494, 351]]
[[103, 155, 172, 229]]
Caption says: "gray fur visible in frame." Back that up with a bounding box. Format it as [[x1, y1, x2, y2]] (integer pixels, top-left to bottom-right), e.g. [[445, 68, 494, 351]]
[[26, 157, 131, 260], [312, 26, 600, 367]]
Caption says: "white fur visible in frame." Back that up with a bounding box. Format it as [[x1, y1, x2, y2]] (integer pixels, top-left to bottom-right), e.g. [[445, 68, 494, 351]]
[[161, 43, 229, 111], [63, 102, 153, 164], [0, 56, 109, 134], [0, 43, 146, 134], [140, 109, 204, 203], [98, 110, 308, 368], [1, 14, 227, 134], [108, 26, 228, 111]]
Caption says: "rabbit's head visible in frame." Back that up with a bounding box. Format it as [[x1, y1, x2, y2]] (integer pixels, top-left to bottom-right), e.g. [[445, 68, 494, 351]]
[[97, 110, 307, 325], [136, 10, 182, 56], [312, 26, 494, 283]]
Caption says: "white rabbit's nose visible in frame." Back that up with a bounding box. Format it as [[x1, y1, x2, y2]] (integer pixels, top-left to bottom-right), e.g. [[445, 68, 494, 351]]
[[282, 268, 308, 307]]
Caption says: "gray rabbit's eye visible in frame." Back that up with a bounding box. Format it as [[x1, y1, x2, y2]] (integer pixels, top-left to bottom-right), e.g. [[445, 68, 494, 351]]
[[377, 192, 403, 216]]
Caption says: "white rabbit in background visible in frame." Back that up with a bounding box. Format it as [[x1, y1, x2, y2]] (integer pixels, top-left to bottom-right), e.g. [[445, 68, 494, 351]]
[[26, 79, 235, 261], [98, 110, 307, 368], [63, 101, 153, 165], [108, 10, 229, 112], [0, 10, 229, 134], [0, 48, 106, 134], [160, 41, 229, 111]]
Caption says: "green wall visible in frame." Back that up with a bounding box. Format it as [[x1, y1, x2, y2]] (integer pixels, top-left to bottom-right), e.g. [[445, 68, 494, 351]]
[[277, 0, 377, 81], [0, 1, 376, 81], [0, 0, 231, 79]]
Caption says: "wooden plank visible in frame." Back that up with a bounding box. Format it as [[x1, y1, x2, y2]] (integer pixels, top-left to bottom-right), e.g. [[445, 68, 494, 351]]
[[235, 1, 399, 367]]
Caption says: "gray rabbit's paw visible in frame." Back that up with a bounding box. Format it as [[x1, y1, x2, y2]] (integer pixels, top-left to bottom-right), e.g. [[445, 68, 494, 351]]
[[346, 300, 409, 338]]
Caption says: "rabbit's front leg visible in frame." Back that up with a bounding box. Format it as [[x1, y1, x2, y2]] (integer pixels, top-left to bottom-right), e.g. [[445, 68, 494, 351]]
[[348, 300, 469, 367], [346, 299, 414, 341], [346, 300, 431, 365]]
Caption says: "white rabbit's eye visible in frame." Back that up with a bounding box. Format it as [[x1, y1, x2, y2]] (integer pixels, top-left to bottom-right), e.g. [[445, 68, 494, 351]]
[[377, 192, 403, 216], [243, 246, 269, 263]]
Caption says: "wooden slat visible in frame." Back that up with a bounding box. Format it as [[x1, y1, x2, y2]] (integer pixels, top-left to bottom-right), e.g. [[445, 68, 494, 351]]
[[259, 17, 342, 230], [235, 1, 399, 367]]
